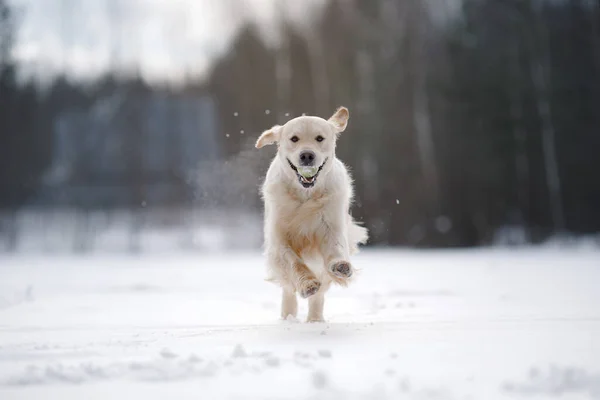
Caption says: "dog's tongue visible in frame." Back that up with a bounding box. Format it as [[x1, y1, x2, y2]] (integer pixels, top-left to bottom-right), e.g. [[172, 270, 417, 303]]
[[300, 176, 315, 184]]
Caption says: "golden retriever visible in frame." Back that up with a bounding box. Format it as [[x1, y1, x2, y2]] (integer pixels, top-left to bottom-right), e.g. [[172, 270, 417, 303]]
[[255, 107, 368, 322]]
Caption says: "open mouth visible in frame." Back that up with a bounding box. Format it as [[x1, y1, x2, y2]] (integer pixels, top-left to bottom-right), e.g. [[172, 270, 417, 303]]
[[287, 158, 328, 188]]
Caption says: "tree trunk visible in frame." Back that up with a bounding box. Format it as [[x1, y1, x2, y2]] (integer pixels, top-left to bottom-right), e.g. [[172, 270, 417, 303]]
[[509, 44, 531, 242], [529, 0, 565, 232], [305, 30, 330, 116], [275, 3, 291, 120], [588, 0, 600, 133], [410, 0, 440, 212]]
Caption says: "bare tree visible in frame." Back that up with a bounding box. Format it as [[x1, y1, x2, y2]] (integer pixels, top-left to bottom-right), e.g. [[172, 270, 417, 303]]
[[407, 0, 439, 211], [509, 43, 531, 241], [275, 2, 292, 120], [303, 27, 330, 116], [528, 0, 565, 232]]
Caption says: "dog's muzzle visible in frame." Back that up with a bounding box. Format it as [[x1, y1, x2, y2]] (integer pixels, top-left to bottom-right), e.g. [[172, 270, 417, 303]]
[[287, 158, 328, 188]]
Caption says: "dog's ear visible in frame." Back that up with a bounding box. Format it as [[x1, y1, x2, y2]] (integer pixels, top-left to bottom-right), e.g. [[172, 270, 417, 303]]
[[255, 125, 282, 149], [328, 106, 349, 133]]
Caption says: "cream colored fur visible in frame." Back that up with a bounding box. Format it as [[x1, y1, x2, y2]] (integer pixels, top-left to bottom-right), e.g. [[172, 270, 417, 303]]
[[255, 107, 368, 322]]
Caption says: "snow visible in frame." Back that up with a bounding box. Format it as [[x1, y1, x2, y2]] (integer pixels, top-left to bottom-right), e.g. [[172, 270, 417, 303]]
[[7, 209, 262, 253], [0, 248, 599, 400]]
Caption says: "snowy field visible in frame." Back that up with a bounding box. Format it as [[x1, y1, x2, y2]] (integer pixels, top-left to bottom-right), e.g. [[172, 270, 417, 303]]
[[1, 248, 599, 400]]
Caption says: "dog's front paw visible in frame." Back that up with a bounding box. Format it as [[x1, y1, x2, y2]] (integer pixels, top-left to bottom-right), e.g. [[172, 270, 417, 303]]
[[298, 278, 321, 299], [330, 261, 353, 279]]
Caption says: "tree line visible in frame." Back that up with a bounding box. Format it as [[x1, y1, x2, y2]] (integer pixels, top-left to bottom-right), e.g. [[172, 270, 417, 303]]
[[206, 0, 600, 246], [1, 0, 599, 247]]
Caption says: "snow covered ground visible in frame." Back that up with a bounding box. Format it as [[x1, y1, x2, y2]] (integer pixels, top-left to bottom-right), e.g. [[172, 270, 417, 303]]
[[0, 248, 599, 400]]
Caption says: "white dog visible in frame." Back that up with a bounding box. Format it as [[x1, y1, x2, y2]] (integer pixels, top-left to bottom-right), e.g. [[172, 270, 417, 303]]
[[255, 107, 368, 322]]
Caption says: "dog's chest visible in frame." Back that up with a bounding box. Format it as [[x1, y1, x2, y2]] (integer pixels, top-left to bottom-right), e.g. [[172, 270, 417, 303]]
[[279, 190, 330, 229], [279, 194, 331, 254]]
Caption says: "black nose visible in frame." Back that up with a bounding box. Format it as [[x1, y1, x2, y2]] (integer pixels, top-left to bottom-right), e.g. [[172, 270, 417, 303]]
[[299, 151, 316, 166]]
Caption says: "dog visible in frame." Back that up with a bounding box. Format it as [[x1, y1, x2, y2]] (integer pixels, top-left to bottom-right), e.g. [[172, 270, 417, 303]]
[[255, 107, 368, 322]]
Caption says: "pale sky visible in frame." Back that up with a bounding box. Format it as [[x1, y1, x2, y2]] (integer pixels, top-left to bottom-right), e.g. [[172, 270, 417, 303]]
[[9, 0, 324, 83]]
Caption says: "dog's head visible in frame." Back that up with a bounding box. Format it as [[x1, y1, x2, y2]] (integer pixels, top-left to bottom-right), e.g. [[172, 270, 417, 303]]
[[255, 107, 349, 189]]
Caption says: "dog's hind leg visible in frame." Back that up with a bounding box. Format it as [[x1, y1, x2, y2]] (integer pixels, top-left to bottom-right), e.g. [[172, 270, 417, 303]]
[[306, 282, 329, 323], [281, 288, 298, 320]]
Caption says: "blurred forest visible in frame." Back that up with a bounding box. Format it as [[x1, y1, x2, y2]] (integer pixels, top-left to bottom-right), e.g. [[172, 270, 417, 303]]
[[1, 0, 600, 250]]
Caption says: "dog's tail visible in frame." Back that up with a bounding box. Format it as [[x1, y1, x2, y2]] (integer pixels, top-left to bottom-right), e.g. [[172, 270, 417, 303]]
[[348, 215, 368, 255]]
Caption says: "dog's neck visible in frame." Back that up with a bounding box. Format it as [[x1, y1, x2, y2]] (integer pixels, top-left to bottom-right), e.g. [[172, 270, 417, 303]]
[[288, 185, 328, 204]]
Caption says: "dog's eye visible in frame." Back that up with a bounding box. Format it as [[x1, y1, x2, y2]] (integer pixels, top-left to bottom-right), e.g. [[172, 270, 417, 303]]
[[316, 135, 324, 142], [290, 136, 299, 143]]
